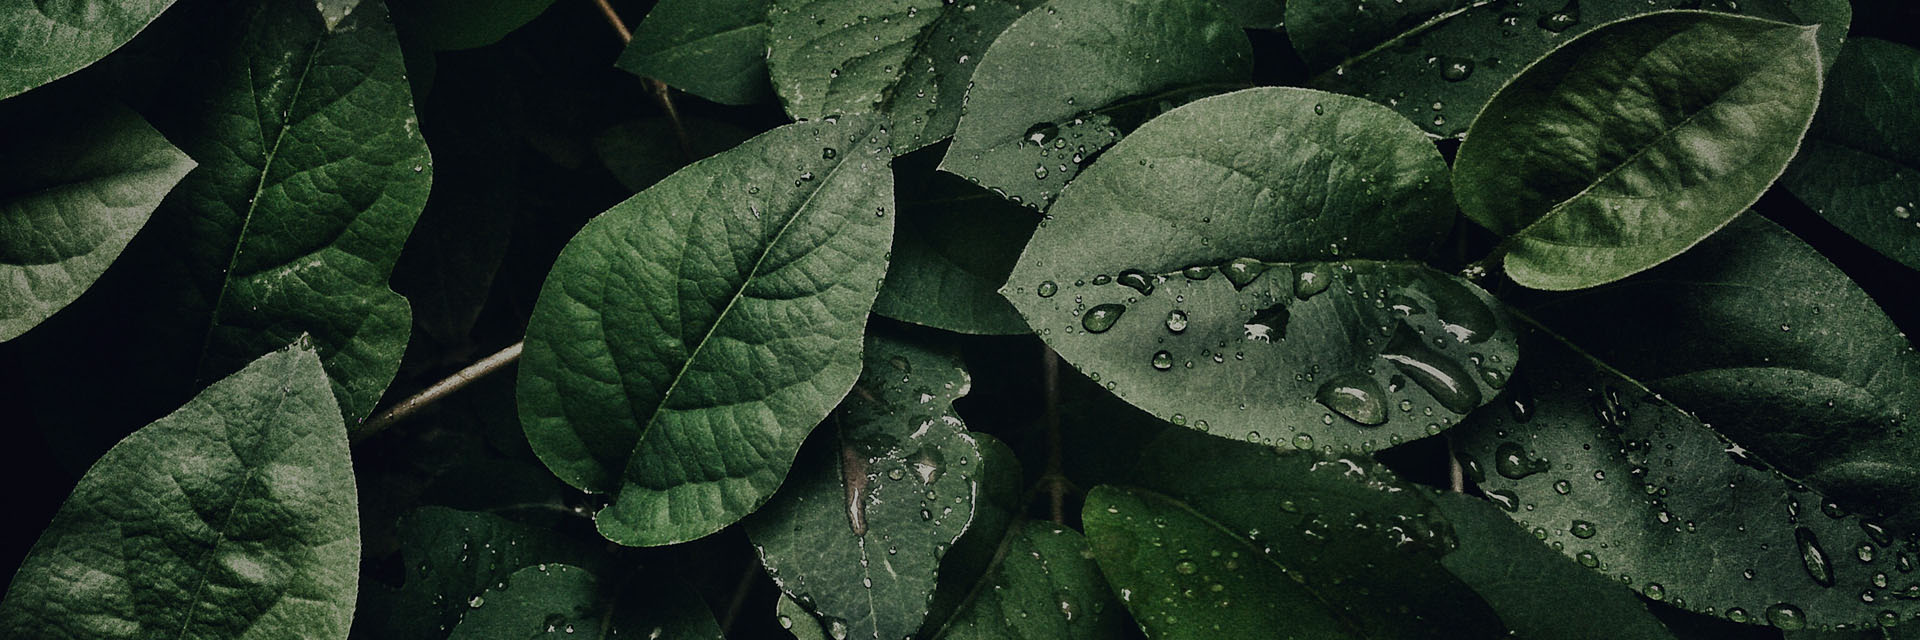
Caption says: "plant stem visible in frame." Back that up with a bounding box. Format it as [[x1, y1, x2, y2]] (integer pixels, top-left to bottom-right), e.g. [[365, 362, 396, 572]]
[[719, 561, 761, 635], [351, 341, 524, 443], [589, 0, 693, 159], [1041, 346, 1066, 525]]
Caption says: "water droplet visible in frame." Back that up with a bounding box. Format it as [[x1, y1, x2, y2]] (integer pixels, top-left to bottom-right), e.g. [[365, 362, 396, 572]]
[[1643, 583, 1665, 601], [1494, 442, 1548, 479], [1440, 57, 1474, 82], [1221, 258, 1268, 289], [1896, 204, 1913, 219], [1034, 165, 1049, 180], [1292, 434, 1314, 450], [1083, 304, 1125, 333], [1488, 489, 1519, 512], [1293, 264, 1330, 300], [1037, 281, 1058, 297], [1764, 603, 1807, 630], [1117, 269, 1154, 295], [1576, 550, 1598, 568], [1796, 526, 1835, 587], [1175, 561, 1198, 575], [1538, 0, 1581, 33], [822, 147, 838, 159], [1151, 351, 1174, 371], [468, 595, 485, 608], [1165, 310, 1189, 333], [1861, 544, 1877, 563], [1553, 479, 1571, 495], [1864, 520, 1894, 546], [1316, 373, 1389, 426], [1570, 520, 1597, 539], [1726, 608, 1750, 623], [1381, 326, 1482, 414]]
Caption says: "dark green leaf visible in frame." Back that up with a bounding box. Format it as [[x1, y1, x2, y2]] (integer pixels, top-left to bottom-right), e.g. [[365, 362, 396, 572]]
[[592, 117, 757, 193], [0, 340, 359, 639], [1454, 334, 1920, 631], [918, 434, 1024, 633], [380, 507, 604, 638], [0, 0, 181, 99], [517, 116, 894, 546], [1288, 0, 1848, 137], [393, 0, 556, 51], [619, 0, 774, 106], [779, 592, 833, 639], [1433, 492, 1679, 640], [448, 564, 723, 639], [1006, 87, 1516, 451], [1523, 214, 1920, 527], [0, 99, 193, 341], [745, 335, 984, 640], [925, 521, 1126, 640], [1782, 37, 1920, 272], [939, 0, 1251, 210], [1452, 11, 1824, 290], [874, 172, 1037, 335], [1211, 0, 1283, 30]]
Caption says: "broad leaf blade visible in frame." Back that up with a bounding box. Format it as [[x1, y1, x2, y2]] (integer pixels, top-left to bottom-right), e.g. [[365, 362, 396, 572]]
[[0, 99, 193, 341], [745, 335, 984, 640], [926, 521, 1125, 640], [1781, 37, 1920, 272], [619, 0, 774, 106], [0, 0, 181, 99], [939, 0, 1251, 210], [1452, 11, 1824, 291], [1286, 0, 1848, 138], [448, 564, 723, 639], [517, 116, 895, 546], [0, 340, 359, 639], [874, 172, 1037, 335], [1006, 87, 1516, 450], [378, 507, 605, 638]]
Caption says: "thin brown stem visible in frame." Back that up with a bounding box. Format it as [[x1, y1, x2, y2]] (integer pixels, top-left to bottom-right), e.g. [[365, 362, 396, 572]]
[[719, 561, 761, 635], [1041, 346, 1065, 525], [352, 341, 524, 443], [589, 0, 694, 159]]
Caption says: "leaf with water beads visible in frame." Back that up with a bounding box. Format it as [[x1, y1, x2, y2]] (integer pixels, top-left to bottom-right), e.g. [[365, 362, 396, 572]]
[[376, 507, 606, 638], [1006, 87, 1516, 452], [1454, 335, 1920, 632], [746, 335, 985, 640], [447, 563, 722, 639]]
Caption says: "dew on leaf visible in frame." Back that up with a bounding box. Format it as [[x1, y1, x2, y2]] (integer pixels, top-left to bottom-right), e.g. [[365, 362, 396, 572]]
[[1083, 304, 1126, 333], [1221, 258, 1268, 289], [1315, 373, 1389, 426]]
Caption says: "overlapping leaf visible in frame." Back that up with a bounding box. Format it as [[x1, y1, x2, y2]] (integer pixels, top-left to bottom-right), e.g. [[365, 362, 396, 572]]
[[372, 507, 604, 639], [874, 171, 1037, 335], [1452, 11, 1823, 290], [1782, 38, 1920, 272], [940, 0, 1251, 210], [0, 0, 181, 99], [0, 340, 359, 639], [619, 0, 774, 106], [1288, 0, 1848, 138], [1006, 87, 1516, 451], [448, 564, 722, 639], [517, 115, 894, 546]]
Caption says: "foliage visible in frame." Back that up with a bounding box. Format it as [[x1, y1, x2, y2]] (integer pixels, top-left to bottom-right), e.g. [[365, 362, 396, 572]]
[[4, 0, 1920, 638]]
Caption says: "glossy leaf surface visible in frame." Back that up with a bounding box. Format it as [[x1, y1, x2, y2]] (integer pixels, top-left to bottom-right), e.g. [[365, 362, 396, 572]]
[[940, 0, 1251, 210], [0, 341, 359, 639], [1453, 11, 1824, 290], [1782, 37, 1920, 272], [1007, 87, 1516, 450], [518, 116, 894, 546]]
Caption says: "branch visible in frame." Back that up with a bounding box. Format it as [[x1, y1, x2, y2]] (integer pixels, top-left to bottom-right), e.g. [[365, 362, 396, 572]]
[[589, 0, 694, 159], [351, 341, 524, 443], [1041, 346, 1066, 525]]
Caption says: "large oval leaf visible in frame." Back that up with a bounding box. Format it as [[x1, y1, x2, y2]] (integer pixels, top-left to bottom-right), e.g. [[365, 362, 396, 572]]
[[745, 335, 984, 640], [0, 0, 182, 99], [1455, 334, 1920, 632], [939, 0, 1251, 210], [1522, 215, 1920, 527], [619, 0, 774, 106], [1452, 11, 1824, 291], [0, 340, 359, 639], [1781, 37, 1920, 272], [0, 99, 193, 341], [1286, 0, 1848, 138], [1005, 87, 1517, 451], [518, 116, 894, 546]]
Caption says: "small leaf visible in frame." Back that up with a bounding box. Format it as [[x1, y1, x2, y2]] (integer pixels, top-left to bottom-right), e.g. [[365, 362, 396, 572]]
[[1454, 334, 1920, 631], [1452, 11, 1824, 290], [379, 507, 604, 639], [0, 0, 183, 99], [1006, 87, 1516, 450], [745, 335, 984, 640], [779, 592, 833, 640], [517, 115, 894, 546], [393, 0, 556, 51], [939, 0, 1251, 210], [0, 99, 194, 341], [874, 172, 1038, 335], [1781, 37, 1920, 272], [619, 0, 774, 106], [448, 564, 723, 640], [1287, 0, 1848, 137], [0, 340, 360, 639]]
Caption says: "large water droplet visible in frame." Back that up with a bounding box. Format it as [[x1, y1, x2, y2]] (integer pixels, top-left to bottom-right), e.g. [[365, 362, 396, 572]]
[[1494, 442, 1548, 479], [1796, 526, 1835, 587], [1293, 263, 1331, 300], [1764, 603, 1807, 630], [1381, 325, 1482, 414], [1426, 276, 1499, 344], [1151, 351, 1174, 371], [1117, 269, 1154, 295], [1037, 281, 1058, 298], [1569, 520, 1597, 539], [1165, 310, 1189, 333], [1315, 373, 1389, 426], [1221, 258, 1269, 290], [1440, 57, 1474, 82], [1083, 304, 1126, 333]]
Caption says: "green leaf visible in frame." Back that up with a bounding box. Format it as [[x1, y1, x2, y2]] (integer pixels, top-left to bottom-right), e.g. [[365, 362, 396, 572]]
[[925, 521, 1126, 640], [917, 434, 1025, 633], [0, 0, 181, 100], [381, 507, 604, 638], [1432, 492, 1679, 640], [874, 172, 1037, 335], [1005, 87, 1516, 451], [766, 0, 1037, 155], [744, 335, 984, 640], [1521, 214, 1920, 528], [1287, 0, 1849, 138], [1453, 333, 1920, 631], [1452, 11, 1824, 291], [1781, 37, 1920, 272], [393, 0, 556, 51], [779, 592, 833, 639], [0, 99, 194, 341], [592, 117, 757, 193], [517, 115, 894, 546], [448, 564, 723, 639], [619, 0, 774, 106], [939, 0, 1251, 210], [0, 340, 359, 639]]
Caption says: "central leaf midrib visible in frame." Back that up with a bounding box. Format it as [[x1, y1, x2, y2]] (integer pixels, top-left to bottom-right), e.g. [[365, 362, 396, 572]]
[[623, 132, 868, 487]]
